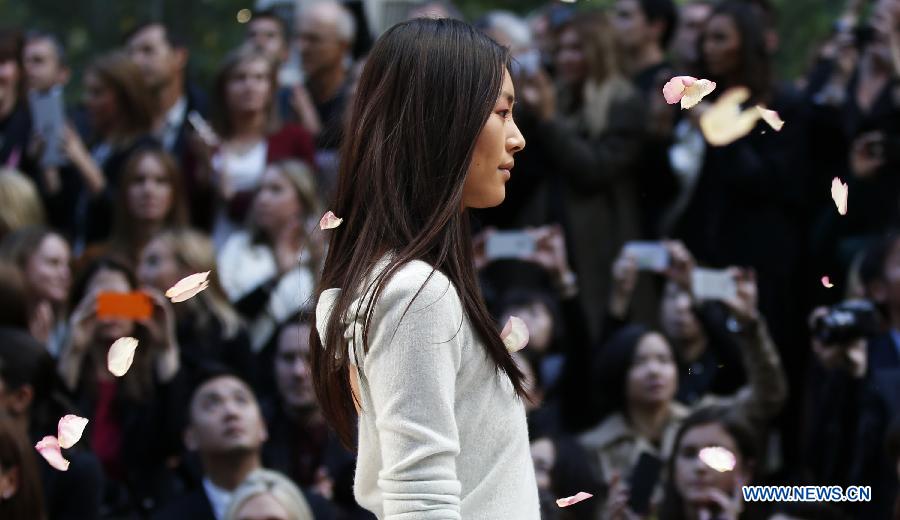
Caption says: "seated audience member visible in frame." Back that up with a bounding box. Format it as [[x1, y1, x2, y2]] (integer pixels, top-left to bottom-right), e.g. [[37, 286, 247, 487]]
[[0, 411, 45, 520], [0, 327, 103, 519], [152, 366, 267, 520], [0, 169, 47, 241], [224, 468, 314, 520]]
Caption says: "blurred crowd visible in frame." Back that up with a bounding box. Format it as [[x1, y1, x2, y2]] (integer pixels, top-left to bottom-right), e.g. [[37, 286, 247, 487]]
[[0, 0, 899, 518]]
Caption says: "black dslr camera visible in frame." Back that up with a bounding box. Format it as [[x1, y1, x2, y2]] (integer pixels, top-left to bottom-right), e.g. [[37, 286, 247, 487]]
[[812, 300, 880, 345]]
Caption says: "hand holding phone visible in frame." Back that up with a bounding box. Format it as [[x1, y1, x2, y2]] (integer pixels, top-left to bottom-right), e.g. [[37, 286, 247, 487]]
[[623, 241, 670, 272], [485, 230, 536, 261], [691, 268, 738, 302]]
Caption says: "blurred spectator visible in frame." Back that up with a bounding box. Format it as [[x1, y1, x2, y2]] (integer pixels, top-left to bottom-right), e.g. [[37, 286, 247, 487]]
[[0, 326, 103, 520], [218, 160, 322, 355], [578, 269, 786, 516], [611, 0, 678, 93], [0, 168, 46, 240], [655, 406, 763, 520], [66, 51, 160, 253], [0, 261, 29, 329], [22, 30, 69, 94], [91, 145, 190, 267], [0, 411, 45, 520], [0, 29, 33, 173], [137, 228, 256, 387], [247, 10, 291, 73], [224, 468, 314, 520], [518, 10, 646, 343], [671, 0, 714, 73], [153, 366, 267, 520], [530, 433, 603, 520], [196, 46, 315, 247], [0, 226, 71, 354], [57, 256, 184, 516]]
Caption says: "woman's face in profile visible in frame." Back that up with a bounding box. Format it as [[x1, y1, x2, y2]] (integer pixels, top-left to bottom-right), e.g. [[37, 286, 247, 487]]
[[463, 69, 525, 210]]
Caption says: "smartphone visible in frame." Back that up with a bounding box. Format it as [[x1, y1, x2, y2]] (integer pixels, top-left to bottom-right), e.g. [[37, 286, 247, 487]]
[[511, 49, 541, 77], [691, 268, 738, 302], [28, 86, 66, 168], [485, 230, 536, 260], [627, 451, 664, 515], [623, 241, 670, 272], [96, 292, 153, 320]]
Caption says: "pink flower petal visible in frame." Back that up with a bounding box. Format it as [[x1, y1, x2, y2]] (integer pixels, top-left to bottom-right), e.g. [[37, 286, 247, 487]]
[[556, 492, 593, 507], [821, 276, 834, 289], [319, 210, 343, 230], [699, 87, 762, 146], [165, 271, 211, 302], [831, 177, 848, 215], [501, 316, 529, 353], [662, 77, 689, 104], [755, 105, 785, 131], [35, 436, 70, 471], [107, 337, 139, 377], [699, 446, 736, 472], [57, 414, 88, 449], [680, 79, 716, 109]]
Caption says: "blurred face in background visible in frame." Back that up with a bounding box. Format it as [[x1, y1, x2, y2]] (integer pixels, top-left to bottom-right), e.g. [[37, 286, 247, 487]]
[[702, 14, 742, 79], [554, 25, 587, 87], [612, 0, 651, 51], [660, 281, 702, 344], [86, 268, 135, 344], [247, 17, 288, 64], [26, 233, 70, 305], [253, 167, 301, 235], [296, 7, 350, 78], [186, 375, 267, 454], [127, 153, 174, 223], [275, 323, 316, 411], [137, 237, 181, 293], [673, 2, 713, 66], [23, 38, 67, 92], [674, 422, 749, 508], [83, 71, 118, 135], [501, 301, 553, 352], [226, 57, 272, 116], [626, 333, 677, 409], [126, 25, 183, 91]]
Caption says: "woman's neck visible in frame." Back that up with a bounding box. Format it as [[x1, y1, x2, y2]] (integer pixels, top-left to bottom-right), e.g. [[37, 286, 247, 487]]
[[228, 110, 267, 143], [628, 401, 672, 444]]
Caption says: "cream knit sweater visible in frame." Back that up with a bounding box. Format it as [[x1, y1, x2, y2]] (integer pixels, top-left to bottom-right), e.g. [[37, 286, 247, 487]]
[[315, 251, 541, 519]]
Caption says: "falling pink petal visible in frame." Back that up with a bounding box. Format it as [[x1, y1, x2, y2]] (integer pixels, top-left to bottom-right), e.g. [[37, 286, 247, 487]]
[[662, 76, 692, 104], [107, 337, 139, 377], [821, 276, 834, 288], [57, 415, 88, 449], [556, 492, 593, 507], [699, 446, 736, 472], [319, 211, 343, 230], [700, 87, 762, 146], [165, 271, 211, 302], [35, 436, 70, 471], [501, 316, 529, 353], [831, 177, 848, 215], [755, 105, 784, 131]]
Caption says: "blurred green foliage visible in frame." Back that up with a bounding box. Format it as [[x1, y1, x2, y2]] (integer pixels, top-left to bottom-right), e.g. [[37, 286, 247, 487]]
[[0, 0, 855, 101]]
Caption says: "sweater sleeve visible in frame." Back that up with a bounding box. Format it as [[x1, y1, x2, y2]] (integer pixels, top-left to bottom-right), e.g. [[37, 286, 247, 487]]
[[361, 268, 464, 519]]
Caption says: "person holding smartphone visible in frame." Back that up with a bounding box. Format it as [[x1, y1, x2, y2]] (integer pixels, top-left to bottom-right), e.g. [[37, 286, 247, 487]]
[[311, 18, 539, 518]]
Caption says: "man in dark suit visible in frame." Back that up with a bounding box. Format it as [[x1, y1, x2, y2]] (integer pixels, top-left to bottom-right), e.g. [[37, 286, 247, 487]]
[[153, 366, 268, 520]]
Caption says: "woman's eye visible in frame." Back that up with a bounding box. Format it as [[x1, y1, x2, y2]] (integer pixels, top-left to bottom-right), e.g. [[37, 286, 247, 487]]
[[499, 110, 511, 119]]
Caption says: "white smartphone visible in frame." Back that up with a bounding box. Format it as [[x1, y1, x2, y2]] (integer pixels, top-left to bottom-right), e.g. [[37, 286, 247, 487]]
[[623, 241, 669, 272], [28, 87, 66, 168], [486, 230, 536, 260], [691, 268, 738, 301]]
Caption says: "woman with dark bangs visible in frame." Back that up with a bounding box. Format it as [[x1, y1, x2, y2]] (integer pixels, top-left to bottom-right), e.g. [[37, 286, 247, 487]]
[[311, 17, 538, 519]]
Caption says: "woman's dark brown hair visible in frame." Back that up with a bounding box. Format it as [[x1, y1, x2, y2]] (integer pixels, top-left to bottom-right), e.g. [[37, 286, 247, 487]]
[[85, 51, 157, 145], [310, 17, 532, 452], [0, 412, 46, 520], [109, 145, 189, 263], [211, 46, 281, 139]]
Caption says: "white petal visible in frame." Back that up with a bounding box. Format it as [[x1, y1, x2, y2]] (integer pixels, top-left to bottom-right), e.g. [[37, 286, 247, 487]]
[[165, 271, 211, 300], [169, 280, 210, 303], [319, 210, 343, 230], [755, 105, 785, 131], [831, 177, 848, 215], [107, 337, 139, 377], [57, 415, 89, 449], [699, 446, 737, 472], [662, 76, 691, 104], [501, 316, 529, 353], [556, 492, 593, 507], [680, 79, 716, 109], [35, 436, 70, 471]]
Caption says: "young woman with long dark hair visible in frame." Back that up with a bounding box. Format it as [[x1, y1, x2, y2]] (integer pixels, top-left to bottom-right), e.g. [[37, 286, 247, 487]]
[[311, 17, 538, 519]]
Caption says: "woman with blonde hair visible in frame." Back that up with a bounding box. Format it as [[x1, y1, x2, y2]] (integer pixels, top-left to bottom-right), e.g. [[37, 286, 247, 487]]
[[224, 469, 314, 520], [0, 169, 46, 241], [218, 159, 324, 359], [137, 228, 255, 385], [518, 9, 648, 343]]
